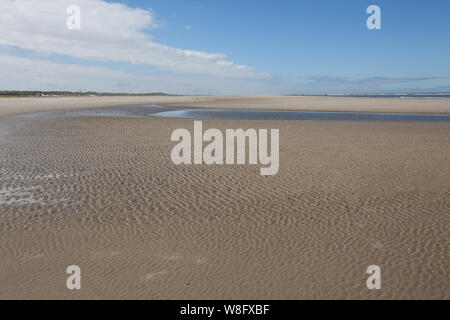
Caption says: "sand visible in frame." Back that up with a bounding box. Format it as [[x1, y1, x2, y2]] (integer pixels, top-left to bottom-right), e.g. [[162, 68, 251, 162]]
[[1, 95, 450, 117], [0, 96, 211, 117], [167, 95, 450, 114], [0, 97, 449, 299]]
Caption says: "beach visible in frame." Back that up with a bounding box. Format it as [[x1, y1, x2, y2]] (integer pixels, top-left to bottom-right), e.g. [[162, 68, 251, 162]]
[[1, 95, 450, 117], [0, 97, 449, 299]]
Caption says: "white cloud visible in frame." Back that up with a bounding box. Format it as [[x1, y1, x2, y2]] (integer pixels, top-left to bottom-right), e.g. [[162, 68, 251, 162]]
[[0, 54, 284, 94], [1, 53, 443, 95], [185, 26, 192, 30], [0, 0, 266, 79]]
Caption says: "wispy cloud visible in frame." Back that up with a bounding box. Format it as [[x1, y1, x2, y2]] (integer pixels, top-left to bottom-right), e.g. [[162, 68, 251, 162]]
[[0, 54, 284, 94], [298, 76, 445, 93], [306, 76, 441, 85], [0, 0, 266, 79]]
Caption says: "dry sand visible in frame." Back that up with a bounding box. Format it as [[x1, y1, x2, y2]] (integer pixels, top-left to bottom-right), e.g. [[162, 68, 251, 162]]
[[1, 95, 450, 117], [0, 97, 449, 299]]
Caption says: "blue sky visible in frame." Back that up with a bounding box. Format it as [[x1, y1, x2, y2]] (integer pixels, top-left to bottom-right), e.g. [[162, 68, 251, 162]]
[[135, 0, 450, 77], [0, 0, 449, 94]]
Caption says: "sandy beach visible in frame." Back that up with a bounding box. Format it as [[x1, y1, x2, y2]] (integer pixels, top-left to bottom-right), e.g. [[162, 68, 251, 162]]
[[0, 97, 449, 299], [1, 95, 450, 117]]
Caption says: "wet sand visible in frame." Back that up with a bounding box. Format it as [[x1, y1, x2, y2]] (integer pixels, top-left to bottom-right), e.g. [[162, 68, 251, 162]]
[[1, 94, 450, 117], [0, 110, 449, 299]]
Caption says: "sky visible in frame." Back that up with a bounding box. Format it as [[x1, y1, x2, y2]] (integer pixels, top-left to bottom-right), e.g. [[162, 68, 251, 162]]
[[0, 0, 449, 94]]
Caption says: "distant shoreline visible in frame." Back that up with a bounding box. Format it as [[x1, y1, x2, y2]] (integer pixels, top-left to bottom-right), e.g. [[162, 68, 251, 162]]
[[1, 90, 450, 99], [0, 91, 180, 98]]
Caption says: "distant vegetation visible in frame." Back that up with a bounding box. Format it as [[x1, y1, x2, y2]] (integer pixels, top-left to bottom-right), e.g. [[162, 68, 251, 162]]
[[0, 91, 177, 97]]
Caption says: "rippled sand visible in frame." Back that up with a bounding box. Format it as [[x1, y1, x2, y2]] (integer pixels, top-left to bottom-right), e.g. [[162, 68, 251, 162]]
[[0, 113, 449, 299]]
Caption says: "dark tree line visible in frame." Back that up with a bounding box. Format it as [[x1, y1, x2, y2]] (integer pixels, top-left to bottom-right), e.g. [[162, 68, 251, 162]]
[[0, 91, 175, 97]]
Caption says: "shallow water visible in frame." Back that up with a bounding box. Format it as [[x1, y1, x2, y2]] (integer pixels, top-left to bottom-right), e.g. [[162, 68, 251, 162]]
[[151, 107, 450, 122], [8, 104, 450, 122]]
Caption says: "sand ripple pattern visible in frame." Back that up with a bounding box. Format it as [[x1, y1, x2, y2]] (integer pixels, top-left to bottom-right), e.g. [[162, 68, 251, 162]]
[[0, 114, 449, 299]]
